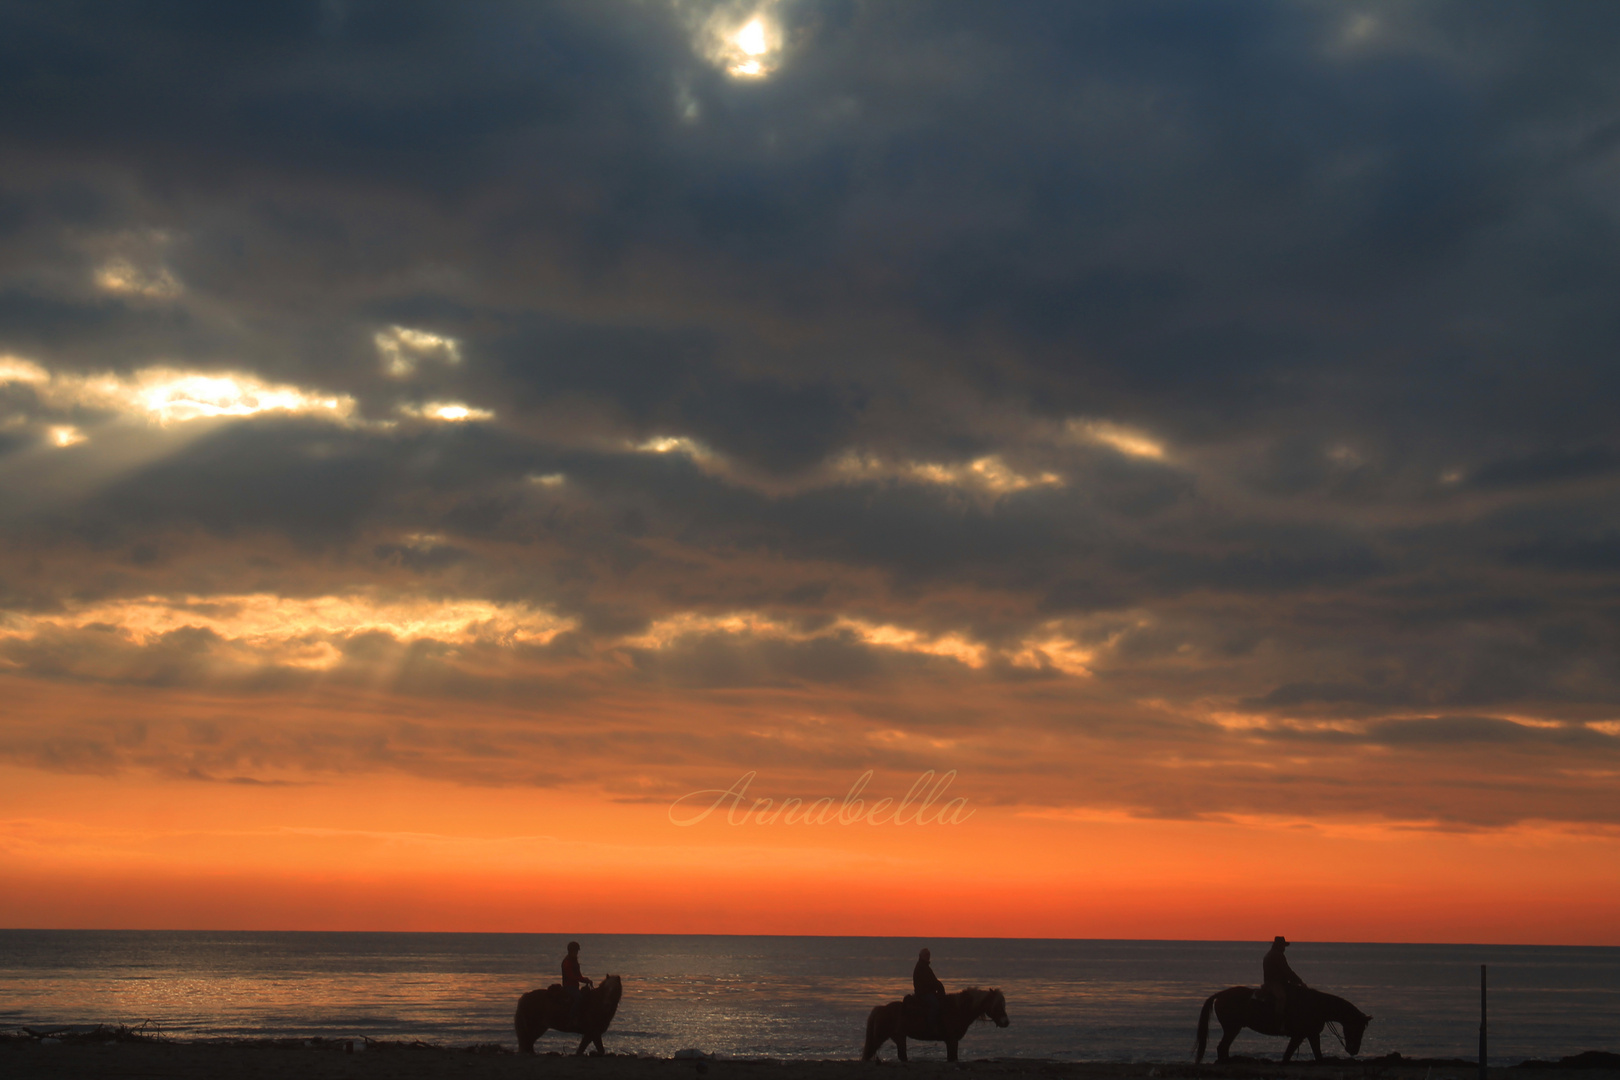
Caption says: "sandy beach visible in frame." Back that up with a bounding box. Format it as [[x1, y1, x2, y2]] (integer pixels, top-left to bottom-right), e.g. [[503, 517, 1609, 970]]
[[6, 1040, 1619, 1080]]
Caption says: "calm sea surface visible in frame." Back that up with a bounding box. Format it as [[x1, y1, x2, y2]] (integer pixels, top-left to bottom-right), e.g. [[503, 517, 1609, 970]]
[[1, 933, 1616, 1062]]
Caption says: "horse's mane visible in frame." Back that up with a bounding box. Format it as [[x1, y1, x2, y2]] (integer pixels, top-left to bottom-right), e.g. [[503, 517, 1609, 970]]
[[952, 987, 1002, 1013]]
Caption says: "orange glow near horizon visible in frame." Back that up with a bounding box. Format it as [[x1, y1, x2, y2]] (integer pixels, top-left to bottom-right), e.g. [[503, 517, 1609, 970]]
[[4, 750, 1617, 943]]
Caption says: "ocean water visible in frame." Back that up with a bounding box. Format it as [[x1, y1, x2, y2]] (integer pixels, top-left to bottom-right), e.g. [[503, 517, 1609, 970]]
[[0, 933, 1616, 1062]]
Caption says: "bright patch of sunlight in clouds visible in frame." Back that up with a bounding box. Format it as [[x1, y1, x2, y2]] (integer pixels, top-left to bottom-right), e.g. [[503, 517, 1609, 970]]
[[0, 355, 49, 384], [48, 425, 85, 448], [834, 451, 1063, 495], [134, 373, 352, 424], [839, 619, 988, 667], [94, 257, 183, 300], [1066, 419, 1167, 460], [634, 434, 717, 461], [0, 357, 357, 426], [398, 401, 493, 422], [2, 594, 575, 671], [1007, 628, 1095, 676], [620, 611, 794, 649], [375, 326, 462, 377], [621, 609, 1094, 676]]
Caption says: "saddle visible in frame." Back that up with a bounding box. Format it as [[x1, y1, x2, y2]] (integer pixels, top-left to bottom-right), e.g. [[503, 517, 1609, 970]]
[[1253, 985, 1306, 1028], [902, 993, 945, 1040], [544, 983, 587, 1028]]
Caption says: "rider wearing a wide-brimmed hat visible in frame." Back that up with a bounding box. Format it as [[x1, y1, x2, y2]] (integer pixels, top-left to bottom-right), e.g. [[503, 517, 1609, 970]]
[[1262, 936, 1307, 1028]]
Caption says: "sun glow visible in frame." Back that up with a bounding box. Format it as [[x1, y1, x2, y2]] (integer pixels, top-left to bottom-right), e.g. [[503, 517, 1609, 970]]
[[700, 10, 782, 79], [730, 19, 772, 75], [737, 19, 768, 56]]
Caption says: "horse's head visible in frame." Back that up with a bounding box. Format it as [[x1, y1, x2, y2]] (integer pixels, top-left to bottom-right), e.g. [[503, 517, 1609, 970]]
[[983, 988, 1010, 1028], [1345, 1011, 1371, 1056]]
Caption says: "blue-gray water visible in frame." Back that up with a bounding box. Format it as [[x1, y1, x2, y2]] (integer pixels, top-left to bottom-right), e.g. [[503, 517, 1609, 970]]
[[1, 933, 1615, 1062]]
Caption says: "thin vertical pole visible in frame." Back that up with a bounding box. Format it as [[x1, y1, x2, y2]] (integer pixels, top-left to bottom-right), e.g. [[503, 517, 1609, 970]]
[[1479, 964, 1488, 1080]]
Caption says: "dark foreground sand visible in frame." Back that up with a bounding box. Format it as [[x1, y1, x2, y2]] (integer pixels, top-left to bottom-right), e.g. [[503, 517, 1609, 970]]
[[6, 1041, 1619, 1080]]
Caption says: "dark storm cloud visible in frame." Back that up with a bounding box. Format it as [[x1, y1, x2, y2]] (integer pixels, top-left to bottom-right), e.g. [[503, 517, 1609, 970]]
[[1468, 446, 1620, 491], [4, 0, 1620, 825], [6, 0, 1619, 443], [1507, 533, 1620, 573]]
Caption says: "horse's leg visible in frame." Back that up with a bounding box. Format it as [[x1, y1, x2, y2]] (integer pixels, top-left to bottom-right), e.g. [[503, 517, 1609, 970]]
[[594, 1035, 605, 1056], [946, 1040, 958, 1063], [1283, 1035, 1303, 1062], [1216, 1022, 1238, 1063], [1308, 1032, 1323, 1062], [895, 1033, 908, 1064], [576, 1033, 591, 1056]]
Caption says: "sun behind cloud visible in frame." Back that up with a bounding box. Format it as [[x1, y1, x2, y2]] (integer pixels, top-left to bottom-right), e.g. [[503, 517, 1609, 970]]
[[689, 5, 784, 79]]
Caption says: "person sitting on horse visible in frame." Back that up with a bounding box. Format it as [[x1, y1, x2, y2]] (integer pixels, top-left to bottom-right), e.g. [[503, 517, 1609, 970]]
[[913, 948, 947, 1035], [1262, 936, 1307, 1028], [563, 941, 593, 1024]]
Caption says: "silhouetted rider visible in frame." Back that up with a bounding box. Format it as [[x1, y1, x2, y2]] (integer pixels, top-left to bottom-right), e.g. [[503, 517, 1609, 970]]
[[914, 948, 947, 1035], [1262, 936, 1307, 1028], [563, 941, 593, 1025]]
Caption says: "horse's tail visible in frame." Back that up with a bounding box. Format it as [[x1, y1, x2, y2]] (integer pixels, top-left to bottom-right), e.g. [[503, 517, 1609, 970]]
[[514, 991, 539, 1055], [861, 1005, 887, 1061], [1195, 993, 1217, 1064]]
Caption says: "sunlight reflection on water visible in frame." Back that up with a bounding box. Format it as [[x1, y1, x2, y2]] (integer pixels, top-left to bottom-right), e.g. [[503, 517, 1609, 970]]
[[1, 933, 1615, 1061]]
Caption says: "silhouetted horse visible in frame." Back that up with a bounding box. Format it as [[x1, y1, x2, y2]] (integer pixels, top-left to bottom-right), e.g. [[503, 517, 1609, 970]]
[[1196, 985, 1371, 1063], [862, 987, 1009, 1063], [514, 973, 623, 1055]]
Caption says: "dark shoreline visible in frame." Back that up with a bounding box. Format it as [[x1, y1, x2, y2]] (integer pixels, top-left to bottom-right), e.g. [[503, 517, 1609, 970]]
[[5, 1031, 1619, 1080]]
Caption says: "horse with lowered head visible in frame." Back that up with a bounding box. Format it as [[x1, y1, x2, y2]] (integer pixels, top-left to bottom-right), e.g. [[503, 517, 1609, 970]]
[[1196, 984, 1371, 1063], [862, 987, 1009, 1063], [514, 974, 623, 1056]]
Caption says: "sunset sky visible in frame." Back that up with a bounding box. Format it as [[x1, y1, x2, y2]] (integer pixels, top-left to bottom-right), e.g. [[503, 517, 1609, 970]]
[[2, 1, 1619, 944]]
